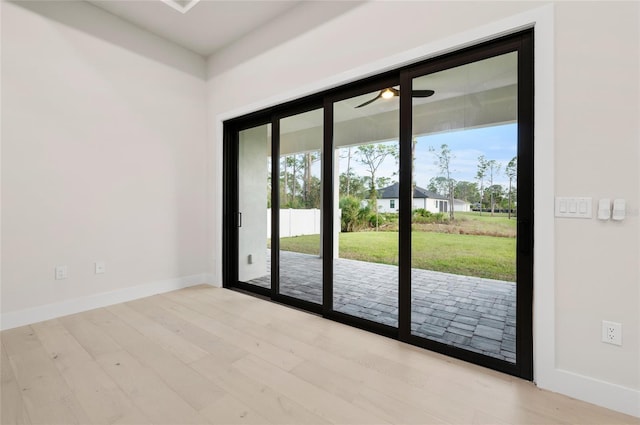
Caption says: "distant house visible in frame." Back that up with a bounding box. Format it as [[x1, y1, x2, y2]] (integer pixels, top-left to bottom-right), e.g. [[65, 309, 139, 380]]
[[376, 182, 449, 213], [454, 199, 472, 212]]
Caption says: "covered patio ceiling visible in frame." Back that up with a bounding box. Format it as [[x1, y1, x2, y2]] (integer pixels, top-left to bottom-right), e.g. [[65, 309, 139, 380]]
[[278, 52, 517, 156]]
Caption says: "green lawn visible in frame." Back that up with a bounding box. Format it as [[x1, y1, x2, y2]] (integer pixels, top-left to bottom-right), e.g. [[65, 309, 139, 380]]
[[414, 211, 517, 238], [455, 211, 518, 225], [276, 231, 516, 282]]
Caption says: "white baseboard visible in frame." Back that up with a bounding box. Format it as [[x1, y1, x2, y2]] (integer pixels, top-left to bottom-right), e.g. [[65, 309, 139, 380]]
[[0, 273, 214, 331], [537, 368, 640, 418], [203, 273, 220, 287]]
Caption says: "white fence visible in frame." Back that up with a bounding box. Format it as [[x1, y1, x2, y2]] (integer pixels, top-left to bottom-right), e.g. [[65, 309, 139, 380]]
[[267, 209, 321, 238]]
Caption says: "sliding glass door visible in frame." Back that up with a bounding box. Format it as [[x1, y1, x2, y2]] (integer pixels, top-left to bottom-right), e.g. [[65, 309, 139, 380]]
[[277, 108, 324, 305], [330, 86, 400, 328], [408, 52, 521, 364], [224, 30, 533, 379]]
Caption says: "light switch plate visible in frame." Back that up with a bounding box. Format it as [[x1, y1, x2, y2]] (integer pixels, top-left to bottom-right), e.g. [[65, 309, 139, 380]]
[[555, 197, 592, 219]]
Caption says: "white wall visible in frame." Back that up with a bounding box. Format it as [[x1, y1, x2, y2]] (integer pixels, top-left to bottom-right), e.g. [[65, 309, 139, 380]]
[[376, 198, 445, 214], [377, 199, 396, 214], [419, 198, 446, 214], [454, 201, 471, 213], [1, 1, 209, 328], [553, 0, 639, 396], [238, 126, 268, 282], [207, 1, 639, 417]]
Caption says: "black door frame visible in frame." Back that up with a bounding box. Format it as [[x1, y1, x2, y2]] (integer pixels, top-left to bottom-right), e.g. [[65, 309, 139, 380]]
[[223, 29, 534, 380], [396, 34, 534, 378], [272, 101, 326, 315]]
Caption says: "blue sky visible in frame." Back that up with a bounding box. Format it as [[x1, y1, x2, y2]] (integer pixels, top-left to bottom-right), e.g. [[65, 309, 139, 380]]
[[339, 123, 517, 190], [413, 123, 517, 188]]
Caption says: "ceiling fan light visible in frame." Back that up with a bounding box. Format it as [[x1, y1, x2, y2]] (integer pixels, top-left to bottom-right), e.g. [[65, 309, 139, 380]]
[[381, 89, 395, 99]]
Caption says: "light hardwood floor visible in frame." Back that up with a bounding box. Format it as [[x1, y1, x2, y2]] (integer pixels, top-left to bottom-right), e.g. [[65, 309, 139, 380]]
[[1, 285, 638, 425]]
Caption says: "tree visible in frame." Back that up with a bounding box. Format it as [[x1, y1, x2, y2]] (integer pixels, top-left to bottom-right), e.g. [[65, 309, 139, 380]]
[[339, 172, 367, 199], [429, 144, 455, 220], [375, 176, 392, 191], [340, 147, 354, 196], [288, 154, 304, 205], [487, 184, 505, 212], [411, 138, 417, 216], [305, 176, 321, 208], [302, 151, 320, 207], [476, 155, 488, 215], [454, 181, 480, 204], [267, 157, 272, 208], [505, 156, 517, 219], [281, 156, 288, 205], [486, 159, 501, 216], [356, 143, 399, 218], [279, 154, 304, 207], [339, 196, 360, 232], [427, 176, 449, 195]]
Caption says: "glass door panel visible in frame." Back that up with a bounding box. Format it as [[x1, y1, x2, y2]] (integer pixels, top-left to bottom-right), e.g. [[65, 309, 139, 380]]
[[238, 124, 271, 288], [278, 109, 323, 304], [333, 88, 400, 327], [410, 52, 518, 362]]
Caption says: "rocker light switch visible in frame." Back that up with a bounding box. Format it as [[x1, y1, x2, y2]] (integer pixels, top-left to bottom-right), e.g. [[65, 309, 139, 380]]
[[612, 199, 625, 221], [597, 198, 611, 221], [555, 197, 592, 219]]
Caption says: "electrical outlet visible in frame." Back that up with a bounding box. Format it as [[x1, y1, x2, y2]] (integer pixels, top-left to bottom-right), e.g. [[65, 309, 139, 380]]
[[55, 265, 68, 280], [95, 261, 106, 274], [602, 320, 622, 346]]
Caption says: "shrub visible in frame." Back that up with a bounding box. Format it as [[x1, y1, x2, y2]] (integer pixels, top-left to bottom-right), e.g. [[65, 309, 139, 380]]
[[340, 196, 396, 231], [433, 212, 447, 222], [383, 212, 399, 221], [414, 208, 431, 218], [412, 210, 448, 224], [357, 206, 385, 228], [339, 196, 361, 232]]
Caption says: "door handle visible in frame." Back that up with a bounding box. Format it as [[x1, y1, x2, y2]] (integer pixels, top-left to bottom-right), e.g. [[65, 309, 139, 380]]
[[237, 212, 242, 228]]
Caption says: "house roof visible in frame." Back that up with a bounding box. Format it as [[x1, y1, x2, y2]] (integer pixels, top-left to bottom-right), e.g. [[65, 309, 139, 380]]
[[378, 182, 447, 200]]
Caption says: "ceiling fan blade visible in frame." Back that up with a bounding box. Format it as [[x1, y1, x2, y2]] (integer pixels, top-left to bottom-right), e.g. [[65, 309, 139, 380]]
[[355, 88, 434, 108], [355, 93, 382, 108], [412, 89, 435, 97]]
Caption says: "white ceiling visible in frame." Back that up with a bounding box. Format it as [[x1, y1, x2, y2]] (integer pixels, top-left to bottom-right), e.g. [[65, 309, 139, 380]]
[[87, 0, 305, 56]]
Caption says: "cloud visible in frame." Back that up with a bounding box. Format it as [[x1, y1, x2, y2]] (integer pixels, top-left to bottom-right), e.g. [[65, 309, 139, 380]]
[[333, 123, 518, 189]]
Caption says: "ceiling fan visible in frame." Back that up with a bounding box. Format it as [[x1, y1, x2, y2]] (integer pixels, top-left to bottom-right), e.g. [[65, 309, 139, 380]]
[[355, 87, 435, 108]]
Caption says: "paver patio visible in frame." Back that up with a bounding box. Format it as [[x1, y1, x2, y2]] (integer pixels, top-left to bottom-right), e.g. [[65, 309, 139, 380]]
[[248, 250, 516, 362]]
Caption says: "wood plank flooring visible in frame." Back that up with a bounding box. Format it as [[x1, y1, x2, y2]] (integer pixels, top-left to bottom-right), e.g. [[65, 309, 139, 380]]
[[1, 285, 638, 425]]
